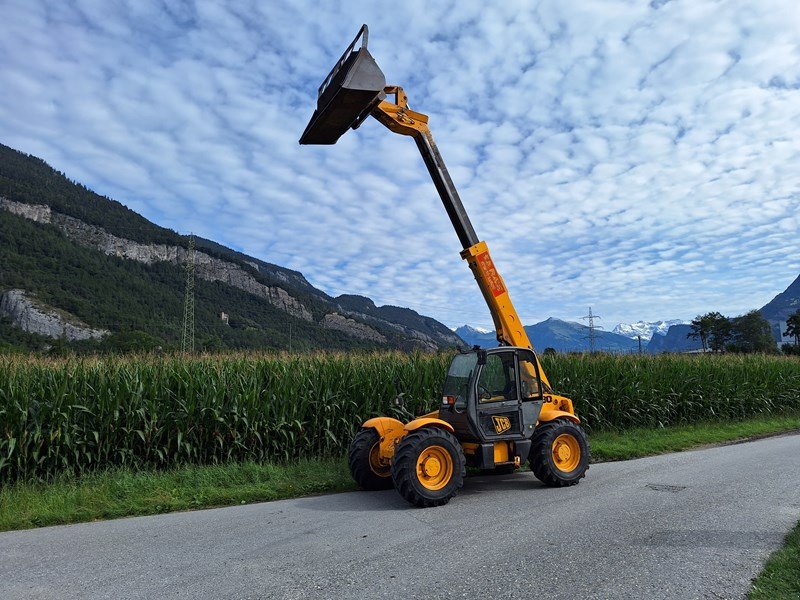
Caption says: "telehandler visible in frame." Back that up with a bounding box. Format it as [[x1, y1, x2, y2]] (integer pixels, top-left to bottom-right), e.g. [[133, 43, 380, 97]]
[[300, 25, 589, 507]]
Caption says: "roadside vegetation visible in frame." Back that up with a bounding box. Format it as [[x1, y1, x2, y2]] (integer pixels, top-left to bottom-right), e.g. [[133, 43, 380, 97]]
[[1, 413, 798, 532], [750, 520, 800, 599], [2, 352, 800, 484]]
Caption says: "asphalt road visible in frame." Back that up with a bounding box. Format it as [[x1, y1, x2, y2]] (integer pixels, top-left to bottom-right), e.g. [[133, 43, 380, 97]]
[[2, 434, 799, 600]]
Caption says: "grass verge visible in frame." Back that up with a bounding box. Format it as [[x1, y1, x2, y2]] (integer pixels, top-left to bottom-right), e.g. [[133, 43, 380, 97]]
[[0, 458, 356, 532], [750, 521, 800, 599], [1, 413, 798, 533], [590, 414, 800, 461]]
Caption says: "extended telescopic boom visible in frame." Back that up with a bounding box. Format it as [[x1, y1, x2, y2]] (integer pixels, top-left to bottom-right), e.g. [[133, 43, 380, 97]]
[[299, 25, 550, 388]]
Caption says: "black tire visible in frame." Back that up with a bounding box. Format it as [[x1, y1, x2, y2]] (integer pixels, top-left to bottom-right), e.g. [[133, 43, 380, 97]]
[[530, 419, 590, 487], [348, 428, 393, 490], [391, 427, 466, 508]]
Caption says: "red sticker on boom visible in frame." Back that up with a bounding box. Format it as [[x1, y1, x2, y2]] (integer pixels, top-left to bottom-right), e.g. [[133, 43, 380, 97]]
[[476, 252, 506, 297]]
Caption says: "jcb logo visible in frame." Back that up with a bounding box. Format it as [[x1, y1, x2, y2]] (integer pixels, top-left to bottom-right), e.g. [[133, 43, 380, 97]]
[[492, 415, 511, 434]]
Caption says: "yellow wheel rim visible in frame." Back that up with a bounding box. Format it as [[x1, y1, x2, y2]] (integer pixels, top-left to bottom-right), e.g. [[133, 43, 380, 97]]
[[551, 433, 581, 473], [369, 442, 390, 478], [416, 445, 454, 491]]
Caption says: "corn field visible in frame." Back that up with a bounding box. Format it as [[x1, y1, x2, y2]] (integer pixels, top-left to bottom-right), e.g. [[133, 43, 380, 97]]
[[1, 352, 799, 483]]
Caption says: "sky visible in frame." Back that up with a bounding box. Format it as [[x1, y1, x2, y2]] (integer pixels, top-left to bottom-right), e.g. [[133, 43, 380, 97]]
[[1, 0, 798, 330]]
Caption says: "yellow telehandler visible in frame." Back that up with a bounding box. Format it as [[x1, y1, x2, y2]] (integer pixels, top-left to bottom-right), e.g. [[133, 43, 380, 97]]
[[300, 25, 589, 507]]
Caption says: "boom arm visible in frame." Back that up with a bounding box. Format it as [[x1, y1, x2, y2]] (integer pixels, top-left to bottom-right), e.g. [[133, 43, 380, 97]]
[[370, 89, 551, 389]]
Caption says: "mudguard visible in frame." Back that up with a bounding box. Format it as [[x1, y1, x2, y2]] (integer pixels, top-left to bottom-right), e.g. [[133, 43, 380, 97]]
[[361, 416, 407, 462], [361, 415, 455, 462], [404, 417, 455, 433], [539, 402, 580, 424], [362, 416, 405, 438]]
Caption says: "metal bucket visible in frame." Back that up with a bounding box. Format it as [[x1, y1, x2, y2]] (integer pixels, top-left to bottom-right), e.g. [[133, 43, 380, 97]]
[[299, 25, 386, 145]]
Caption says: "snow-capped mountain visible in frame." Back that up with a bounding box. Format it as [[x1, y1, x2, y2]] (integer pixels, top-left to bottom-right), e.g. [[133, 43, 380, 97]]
[[452, 324, 492, 335], [612, 320, 687, 342], [453, 325, 496, 346], [454, 320, 639, 352]]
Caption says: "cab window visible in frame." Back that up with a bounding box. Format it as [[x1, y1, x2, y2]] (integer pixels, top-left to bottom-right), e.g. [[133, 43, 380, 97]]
[[518, 352, 542, 400], [477, 352, 517, 403], [443, 353, 478, 407]]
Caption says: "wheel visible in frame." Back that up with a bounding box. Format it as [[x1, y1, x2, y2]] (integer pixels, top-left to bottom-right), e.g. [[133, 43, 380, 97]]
[[530, 418, 590, 487], [348, 428, 393, 490], [391, 427, 466, 508]]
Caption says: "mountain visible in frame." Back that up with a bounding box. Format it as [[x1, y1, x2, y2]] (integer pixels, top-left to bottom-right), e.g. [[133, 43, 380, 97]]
[[646, 324, 703, 353], [760, 274, 800, 343], [454, 318, 640, 353], [453, 325, 496, 347], [0, 143, 462, 352], [644, 274, 800, 352], [612, 319, 686, 343], [527, 318, 639, 352], [761, 274, 800, 322]]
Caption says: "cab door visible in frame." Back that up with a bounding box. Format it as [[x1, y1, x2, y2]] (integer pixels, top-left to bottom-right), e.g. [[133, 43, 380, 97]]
[[516, 349, 545, 437], [473, 350, 524, 440]]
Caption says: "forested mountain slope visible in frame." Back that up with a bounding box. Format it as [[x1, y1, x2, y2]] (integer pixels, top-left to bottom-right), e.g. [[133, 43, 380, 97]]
[[0, 143, 462, 352]]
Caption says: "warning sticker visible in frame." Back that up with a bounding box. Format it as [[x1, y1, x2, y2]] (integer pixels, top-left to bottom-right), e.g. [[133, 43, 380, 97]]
[[476, 252, 506, 297]]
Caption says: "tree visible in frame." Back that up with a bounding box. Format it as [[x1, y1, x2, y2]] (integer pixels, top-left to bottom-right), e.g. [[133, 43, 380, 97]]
[[729, 310, 776, 354], [707, 313, 732, 353], [687, 314, 713, 351], [688, 312, 729, 352], [784, 309, 800, 347]]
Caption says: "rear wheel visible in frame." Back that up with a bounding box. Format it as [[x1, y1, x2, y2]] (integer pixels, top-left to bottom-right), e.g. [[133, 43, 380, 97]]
[[530, 419, 589, 487], [391, 427, 466, 508], [348, 428, 393, 490]]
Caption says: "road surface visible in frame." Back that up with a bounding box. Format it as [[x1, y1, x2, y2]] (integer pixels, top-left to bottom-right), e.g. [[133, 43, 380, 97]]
[[2, 434, 799, 599]]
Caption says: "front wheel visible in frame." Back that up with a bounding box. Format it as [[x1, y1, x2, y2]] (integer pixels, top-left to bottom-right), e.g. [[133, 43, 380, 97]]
[[530, 419, 590, 487], [391, 427, 466, 508], [348, 428, 393, 490]]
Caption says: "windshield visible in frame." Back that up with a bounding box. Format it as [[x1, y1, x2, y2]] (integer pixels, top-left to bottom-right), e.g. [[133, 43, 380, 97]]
[[443, 353, 478, 405]]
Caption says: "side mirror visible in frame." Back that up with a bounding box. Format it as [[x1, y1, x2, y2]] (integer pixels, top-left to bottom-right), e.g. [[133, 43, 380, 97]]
[[477, 349, 487, 365]]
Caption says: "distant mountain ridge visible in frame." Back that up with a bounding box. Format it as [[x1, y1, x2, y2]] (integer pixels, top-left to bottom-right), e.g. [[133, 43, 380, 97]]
[[760, 274, 800, 322], [454, 318, 639, 353], [0, 142, 462, 352], [646, 324, 703, 353], [642, 273, 800, 352], [760, 273, 800, 344], [612, 319, 686, 343]]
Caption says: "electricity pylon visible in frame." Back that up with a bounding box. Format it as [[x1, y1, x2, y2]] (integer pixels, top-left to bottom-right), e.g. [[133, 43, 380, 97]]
[[581, 307, 602, 353], [181, 235, 195, 353]]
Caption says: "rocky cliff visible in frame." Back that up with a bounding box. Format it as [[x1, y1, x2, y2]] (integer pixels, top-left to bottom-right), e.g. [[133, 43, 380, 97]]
[[321, 313, 387, 343], [0, 289, 108, 341], [1, 197, 313, 322]]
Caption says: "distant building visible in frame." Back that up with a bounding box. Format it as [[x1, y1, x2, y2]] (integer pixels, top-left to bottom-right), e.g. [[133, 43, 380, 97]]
[[220, 312, 229, 325]]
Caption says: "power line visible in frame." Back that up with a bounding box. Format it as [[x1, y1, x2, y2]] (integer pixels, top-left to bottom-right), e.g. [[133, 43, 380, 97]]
[[181, 234, 196, 353]]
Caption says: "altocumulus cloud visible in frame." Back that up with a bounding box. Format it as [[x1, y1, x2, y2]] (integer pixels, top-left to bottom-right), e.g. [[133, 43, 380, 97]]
[[0, 0, 798, 328]]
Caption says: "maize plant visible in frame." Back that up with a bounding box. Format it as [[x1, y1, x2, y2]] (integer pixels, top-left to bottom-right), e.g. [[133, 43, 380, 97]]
[[1, 351, 799, 483]]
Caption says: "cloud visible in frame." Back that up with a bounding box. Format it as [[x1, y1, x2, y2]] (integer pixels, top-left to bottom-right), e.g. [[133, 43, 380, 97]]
[[1, 0, 799, 329]]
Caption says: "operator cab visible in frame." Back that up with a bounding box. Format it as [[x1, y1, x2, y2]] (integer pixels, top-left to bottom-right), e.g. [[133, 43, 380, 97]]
[[439, 347, 545, 446]]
